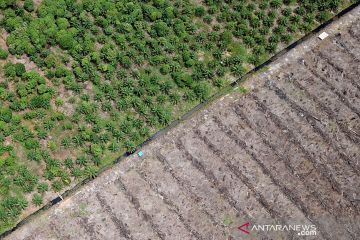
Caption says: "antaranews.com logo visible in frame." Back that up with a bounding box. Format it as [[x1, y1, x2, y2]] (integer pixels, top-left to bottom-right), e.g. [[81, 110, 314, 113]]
[[238, 222, 317, 236]]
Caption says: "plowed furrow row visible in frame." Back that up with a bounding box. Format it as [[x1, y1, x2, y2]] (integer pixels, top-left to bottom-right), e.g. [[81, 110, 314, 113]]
[[46, 212, 91, 240], [174, 138, 254, 221], [315, 46, 360, 90], [275, 70, 360, 146], [216, 107, 358, 239], [48, 221, 73, 240], [79, 195, 128, 240], [318, 37, 360, 72], [155, 149, 257, 238], [115, 178, 166, 240], [290, 73, 360, 143], [249, 91, 358, 208], [197, 115, 312, 212], [349, 21, 360, 40], [86, 193, 132, 240], [97, 184, 161, 240], [318, 53, 360, 93], [212, 115, 328, 239], [271, 74, 360, 179], [135, 168, 204, 240], [78, 218, 99, 240], [332, 34, 360, 60], [193, 129, 276, 218], [250, 91, 360, 209], [198, 117, 303, 219], [95, 193, 134, 240], [194, 127, 303, 240], [136, 157, 226, 239], [118, 171, 197, 240], [304, 50, 360, 105], [232, 102, 360, 238], [211, 115, 316, 213], [233, 103, 339, 212], [287, 66, 360, 162], [154, 152, 224, 228], [186, 129, 289, 235], [252, 78, 358, 207], [266, 79, 360, 176], [216, 107, 327, 215], [303, 56, 360, 118]]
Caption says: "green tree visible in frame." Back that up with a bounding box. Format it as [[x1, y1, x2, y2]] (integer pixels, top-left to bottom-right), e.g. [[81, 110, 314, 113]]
[[14, 63, 26, 76], [271, 0, 282, 9], [24, 0, 34, 12], [56, 30, 75, 50], [152, 21, 169, 37], [0, 107, 12, 123], [0, 48, 8, 59], [52, 180, 63, 192], [57, 18, 69, 30], [85, 166, 97, 179], [124, 140, 136, 153], [4, 63, 16, 77], [193, 82, 210, 101], [37, 183, 48, 193], [90, 144, 102, 157], [32, 194, 43, 206]]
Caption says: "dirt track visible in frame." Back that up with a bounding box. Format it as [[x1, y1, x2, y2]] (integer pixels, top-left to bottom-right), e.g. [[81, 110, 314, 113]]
[[4, 6, 360, 240]]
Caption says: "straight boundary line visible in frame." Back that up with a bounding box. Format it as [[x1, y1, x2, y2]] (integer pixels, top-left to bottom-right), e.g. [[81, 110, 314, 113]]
[[1, 1, 360, 238]]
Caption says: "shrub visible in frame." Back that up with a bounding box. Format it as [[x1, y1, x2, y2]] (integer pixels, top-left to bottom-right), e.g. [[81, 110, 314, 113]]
[[32, 194, 43, 206], [85, 166, 97, 179], [64, 158, 74, 169], [37, 182, 49, 193], [56, 30, 75, 50], [193, 82, 210, 101], [195, 6, 205, 17], [271, 0, 282, 9], [152, 21, 169, 37], [52, 180, 63, 192], [55, 98, 64, 107], [124, 140, 136, 153], [14, 63, 26, 76], [4, 63, 16, 77], [0, 48, 8, 59], [0, 107, 12, 123], [24, 0, 34, 12], [29, 94, 51, 109]]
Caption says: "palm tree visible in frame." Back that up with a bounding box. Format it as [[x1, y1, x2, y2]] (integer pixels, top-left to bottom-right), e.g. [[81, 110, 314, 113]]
[[72, 135, 84, 147], [85, 166, 97, 179], [37, 183, 49, 193], [32, 194, 43, 206], [76, 156, 87, 166], [61, 137, 72, 148], [52, 180, 63, 192], [124, 140, 136, 153]]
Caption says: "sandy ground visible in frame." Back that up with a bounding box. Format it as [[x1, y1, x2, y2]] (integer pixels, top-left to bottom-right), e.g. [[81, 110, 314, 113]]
[[3, 5, 360, 240]]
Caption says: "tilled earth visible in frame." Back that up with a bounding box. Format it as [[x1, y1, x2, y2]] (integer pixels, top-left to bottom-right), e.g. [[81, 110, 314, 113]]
[[5, 6, 360, 240]]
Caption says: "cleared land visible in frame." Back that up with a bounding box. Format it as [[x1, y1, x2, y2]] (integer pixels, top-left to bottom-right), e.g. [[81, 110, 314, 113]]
[[4, 5, 360, 240]]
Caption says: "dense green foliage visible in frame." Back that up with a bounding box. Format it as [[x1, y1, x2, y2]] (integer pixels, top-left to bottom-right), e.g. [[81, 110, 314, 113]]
[[0, 48, 8, 59], [0, 0, 350, 232]]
